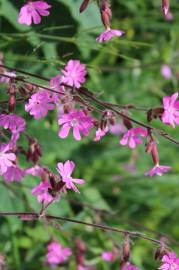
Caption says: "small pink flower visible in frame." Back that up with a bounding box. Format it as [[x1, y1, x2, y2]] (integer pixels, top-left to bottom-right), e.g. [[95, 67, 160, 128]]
[[0, 144, 16, 175], [161, 65, 172, 80], [145, 164, 171, 177], [61, 60, 87, 88], [0, 71, 16, 84], [120, 128, 147, 149], [57, 160, 85, 193], [159, 252, 179, 270], [25, 165, 45, 177], [96, 28, 124, 42], [58, 109, 94, 141], [25, 89, 55, 119], [3, 165, 25, 182], [32, 181, 54, 203], [94, 127, 108, 141], [122, 263, 140, 270], [18, 1, 51, 26], [109, 122, 126, 136], [0, 114, 26, 134], [162, 92, 179, 128], [47, 241, 72, 265], [50, 74, 65, 96], [102, 251, 115, 262]]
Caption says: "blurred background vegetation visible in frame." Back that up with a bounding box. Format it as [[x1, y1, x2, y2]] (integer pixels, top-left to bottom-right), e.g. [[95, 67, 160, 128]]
[[0, 0, 179, 269]]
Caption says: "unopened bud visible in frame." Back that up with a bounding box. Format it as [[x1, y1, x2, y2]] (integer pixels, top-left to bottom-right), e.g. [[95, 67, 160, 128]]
[[80, 0, 90, 13], [162, 0, 170, 16], [122, 234, 130, 262]]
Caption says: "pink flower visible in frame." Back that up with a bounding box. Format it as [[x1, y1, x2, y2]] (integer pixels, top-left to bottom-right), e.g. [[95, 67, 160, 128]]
[[159, 252, 179, 270], [122, 263, 140, 270], [32, 181, 54, 203], [0, 71, 16, 84], [18, 1, 51, 26], [3, 165, 25, 182], [25, 89, 55, 119], [120, 128, 147, 149], [145, 164, 171, 177], [94, 127, 108, 141], [161, 65, 172, 80], [96, 28, 124, 42], [0, 144, 16, 175], [61, 60, 87, 88], [162, 92, 179, 128], [109, 122, 126, 136], [47, 241, 72, 265], [58, 110, 94, 141], [25, 165, 45, 177], [57, 160, 85, 193], [102, 251, 115, 262], [0, 114, 26, 134], [50, 74, 65, 96]]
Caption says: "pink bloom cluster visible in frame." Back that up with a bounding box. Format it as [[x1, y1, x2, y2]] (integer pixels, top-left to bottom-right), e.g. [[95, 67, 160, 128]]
[[47, 241, 72, 265], [120, 127, 147, 149], [159, 252, 179, 270], [162, 92, 179, 128], [18, 1, 51, 25]]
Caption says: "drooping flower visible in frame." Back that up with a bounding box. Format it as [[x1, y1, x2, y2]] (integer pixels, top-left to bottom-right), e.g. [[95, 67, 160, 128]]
[[47, 241, 72, 265], [0, 144, 16, 175], [94, 127, 108, 141], [58, 109, 94, 141], [161, 92, 179, 128], [145, 164, 171, 177], [96, 28, 124, 42], [102, 251, 115, 262], [122, 263, 140, 270], [161, 65, 172, 80], [18, 1, 51, 26], [3, 165, 25, 182], [57, 160, 85, 193], [0, 114, 26, 134], [120, 128, 147, 149], [32, 181, 54, 203], [61, 60, 87, 88], [159, 252, 179, 270], [25, 89, 55, 119]]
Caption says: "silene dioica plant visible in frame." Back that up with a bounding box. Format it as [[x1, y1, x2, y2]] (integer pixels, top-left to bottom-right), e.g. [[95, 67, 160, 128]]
[[0, 0, 179, 269]]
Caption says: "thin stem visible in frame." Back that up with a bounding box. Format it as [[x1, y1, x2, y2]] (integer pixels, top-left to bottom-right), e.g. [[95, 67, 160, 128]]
[[0, 211, 164, 246]]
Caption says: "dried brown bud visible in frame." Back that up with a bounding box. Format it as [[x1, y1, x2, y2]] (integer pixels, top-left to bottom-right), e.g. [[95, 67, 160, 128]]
[[122, 234, 130, 262], [8, 83, 17, 113], [154, 245, 168, 261], [147, 107, 164, 122], [26, 138, 42, 164]]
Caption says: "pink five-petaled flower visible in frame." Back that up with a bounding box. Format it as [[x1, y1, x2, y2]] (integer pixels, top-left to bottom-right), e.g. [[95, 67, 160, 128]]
[[96, 28, 124, 42], [47, 241, 72, 265], [32, 181, 54, 204], [58, 109, 94, 141], [122, 263, 140, 270], [57, 160, 85, 193], [120, 127, 147, 149], [102, 251, 115, 262], [25, 89, 56, 120], [18, 1, 51, 26], [61, 60, 87, 89], [162, 92, 179, 128], [2, 165, 25, 183], [145, 164, 171, 177], [0, 144, 16, 176], [159, 252, 179, 270]]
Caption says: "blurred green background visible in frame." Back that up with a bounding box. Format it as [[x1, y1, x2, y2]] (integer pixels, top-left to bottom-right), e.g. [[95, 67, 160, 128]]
[[0, 0, 179, 269]]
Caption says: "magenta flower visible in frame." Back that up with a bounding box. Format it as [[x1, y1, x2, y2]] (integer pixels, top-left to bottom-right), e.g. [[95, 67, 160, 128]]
[[161, 65, 172, 80], [96, 28, 124, 42], [94, 127, 108, 141], [18, 1, 51, 26], [122, 263, 140, 270], [25, 89, 55, 120], [102, 251, 115, 262], [145, 164, 171, 177], [58, 109, 94, 141], [47, 241, 72, 265], [61, 60, 87, 88], [57, 160, 85, 193], [3, 165, 25, 183], [32, 181, 54, 203], [0, 114, 26, 134], [0, 144, 16, 175], [162, 92, 179, 128], [120, 128, 147, 149], [25, 165, 45, 177], [159, 252, 179, 270]]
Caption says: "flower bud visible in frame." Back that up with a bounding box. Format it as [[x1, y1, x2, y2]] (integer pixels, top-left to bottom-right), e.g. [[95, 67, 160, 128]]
[[80, 0, 90, 13], [162, 0, 170, 16]]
